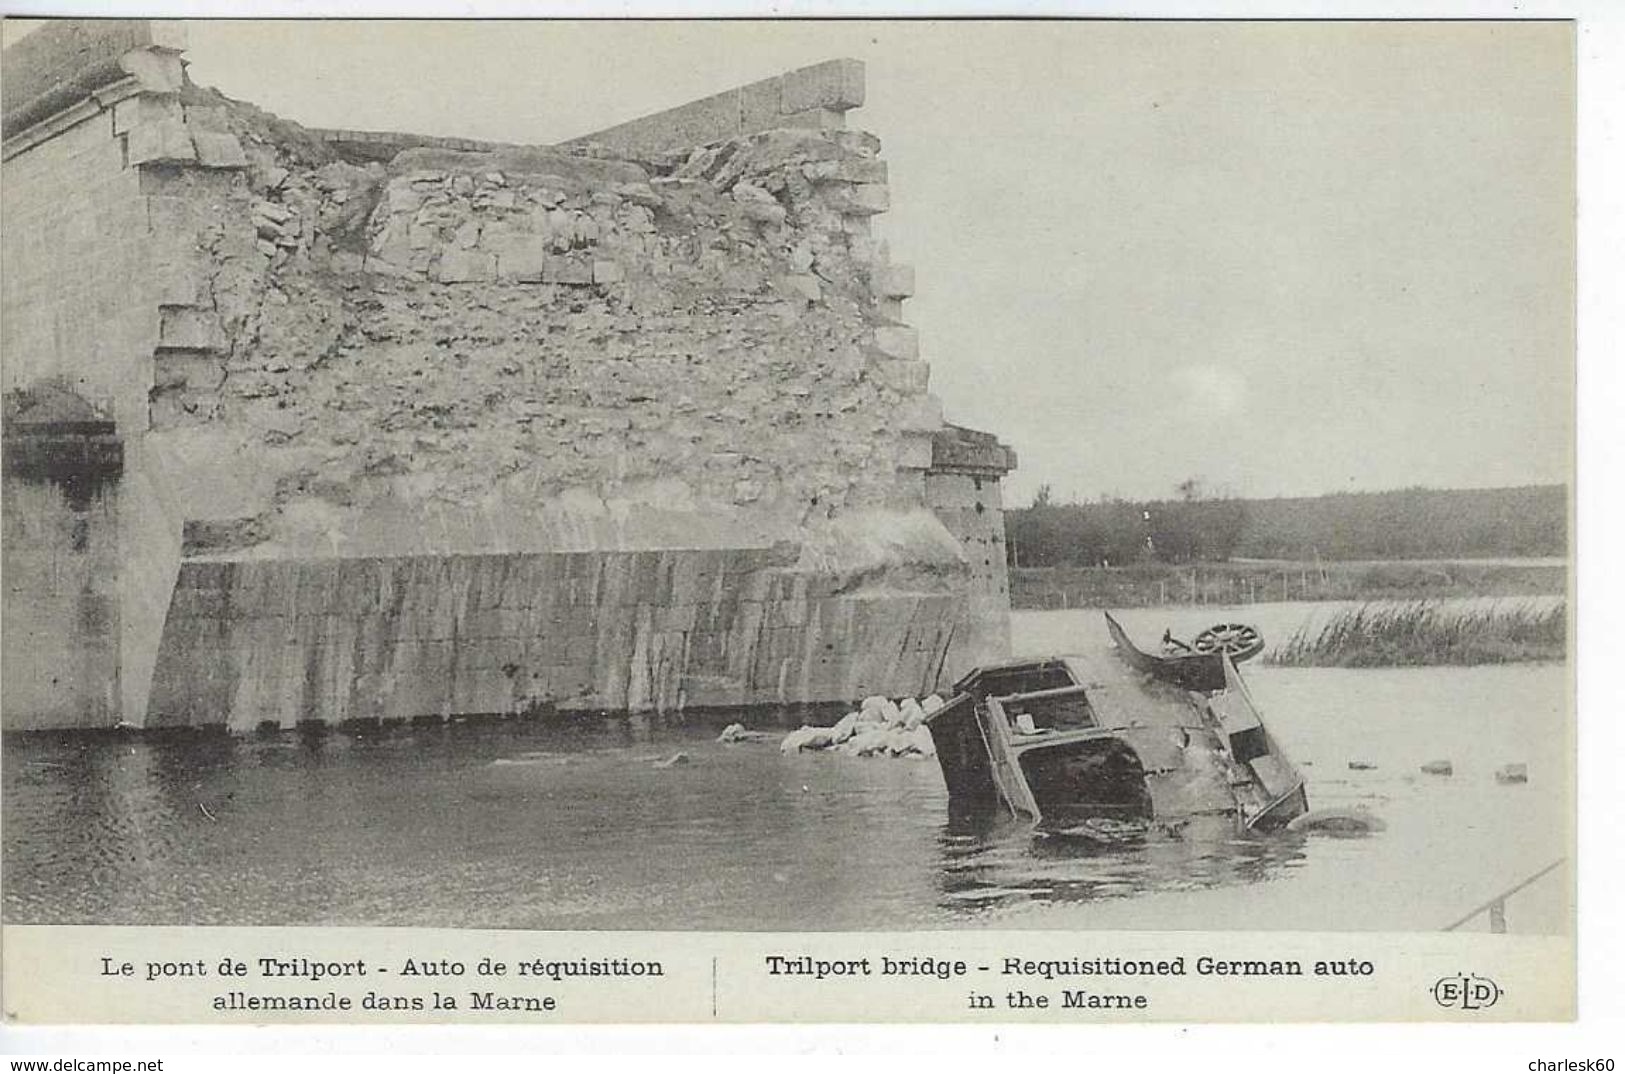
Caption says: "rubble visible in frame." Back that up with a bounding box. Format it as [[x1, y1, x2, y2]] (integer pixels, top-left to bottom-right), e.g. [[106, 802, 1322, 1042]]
[[149, 90, 941, 532], [777, 693, 946, 760]]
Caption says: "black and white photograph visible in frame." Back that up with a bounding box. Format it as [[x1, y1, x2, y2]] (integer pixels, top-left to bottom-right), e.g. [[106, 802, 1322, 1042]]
[[0, 13, 1578, 976]]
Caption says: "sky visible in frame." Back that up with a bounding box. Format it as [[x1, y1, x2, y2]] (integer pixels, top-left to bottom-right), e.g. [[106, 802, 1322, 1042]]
[[10, 18, 1576, 505]]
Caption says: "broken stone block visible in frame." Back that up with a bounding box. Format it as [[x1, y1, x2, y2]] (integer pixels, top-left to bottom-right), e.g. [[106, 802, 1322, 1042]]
[[805, 157, 888, 185], [592, 260, 625, 285], [252, 198, 293, 224], [255, 164, 290, 193], [834, 129, 882, 158], [872, 325, 919, 361], [434, 248, 496, 283], [614, 181, 663, 208], [126, 116, 195, 165], [191, 130, 247, 169]]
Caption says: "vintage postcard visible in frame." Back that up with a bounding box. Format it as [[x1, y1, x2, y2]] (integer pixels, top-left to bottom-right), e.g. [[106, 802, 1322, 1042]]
[[0, 16, 1579, 1028]]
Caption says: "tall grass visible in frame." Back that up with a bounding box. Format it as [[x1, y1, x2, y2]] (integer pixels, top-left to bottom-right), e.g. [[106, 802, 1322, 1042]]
[[1266, 601, 1567, 667]]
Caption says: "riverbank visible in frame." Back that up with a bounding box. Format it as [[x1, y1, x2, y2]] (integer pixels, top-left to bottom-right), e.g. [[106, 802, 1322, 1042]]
[[1009, 559, 1566, 610]]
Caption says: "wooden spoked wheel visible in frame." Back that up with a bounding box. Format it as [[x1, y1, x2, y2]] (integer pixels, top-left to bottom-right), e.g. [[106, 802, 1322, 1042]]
[[1191, 623, 1264, 662]]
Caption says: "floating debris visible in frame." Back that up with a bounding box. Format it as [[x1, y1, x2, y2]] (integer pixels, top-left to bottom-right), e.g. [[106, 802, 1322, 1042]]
[[1286, 807, 1387, 837], [489, 754, 569, 767], [1495, 763, 1529, 784], [653, 752, 690, 769], [1348, 761, 1378, 771], [716, 723, 775, 745], [1420, 760, 1454, 776], [1044, 817, 1148, 845]]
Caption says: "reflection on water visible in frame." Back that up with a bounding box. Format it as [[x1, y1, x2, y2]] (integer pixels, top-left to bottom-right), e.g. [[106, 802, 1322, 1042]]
[[936, 809, 1306, 913], [1, 606, 1572, 933], [4, 714, 1309, 930]]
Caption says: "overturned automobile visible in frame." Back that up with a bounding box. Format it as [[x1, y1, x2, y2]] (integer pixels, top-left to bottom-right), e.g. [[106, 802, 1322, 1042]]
[[924, 612, 1308, 836]]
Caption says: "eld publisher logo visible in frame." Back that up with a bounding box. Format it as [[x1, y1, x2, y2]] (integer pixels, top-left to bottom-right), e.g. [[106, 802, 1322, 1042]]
[[1432, 972, 1503, 1011]]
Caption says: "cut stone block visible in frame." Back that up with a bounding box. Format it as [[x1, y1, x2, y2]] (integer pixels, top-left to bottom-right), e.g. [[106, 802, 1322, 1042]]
[[873, 263, 915, 298], [191, 130, 247, 169], [159, 306, 227, 351], [118, 47, 186, 93], [491, 234, 550, 282], [776, 107, 847, 133], [835, 130, 882, 157], [806, 157, 888, 184], [153, 349, 225, 392], [151, 254, 203, 305], [872, 325, 919, 361], [845, 183, 890, 216], [126, 115, 195, 165], [434, 248, 496, 283], [111, 93, 181, 135], [780, 58, 866, 113], [544, 257, 594, 285], [874, 359, 930, 394], [895, 394, 944, 433], [896, 434, 935, 470]]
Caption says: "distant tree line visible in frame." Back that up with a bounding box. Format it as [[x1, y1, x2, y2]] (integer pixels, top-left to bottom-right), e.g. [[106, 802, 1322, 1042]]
[[1006, 484, 1567, 567]]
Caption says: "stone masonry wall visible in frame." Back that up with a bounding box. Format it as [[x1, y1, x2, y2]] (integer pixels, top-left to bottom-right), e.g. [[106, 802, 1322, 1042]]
[[147, 549, 965, 731], [0, 474, 122, 729], [1, 80, 161, 435], [1, 26, 1013, 729]]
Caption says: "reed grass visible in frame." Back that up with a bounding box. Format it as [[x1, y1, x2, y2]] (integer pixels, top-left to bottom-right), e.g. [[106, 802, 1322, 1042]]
[[1266, 600, 1566, 667]]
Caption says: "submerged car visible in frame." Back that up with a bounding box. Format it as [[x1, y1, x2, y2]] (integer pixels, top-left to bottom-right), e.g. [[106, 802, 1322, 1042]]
[[924, 612, 1308, 836]]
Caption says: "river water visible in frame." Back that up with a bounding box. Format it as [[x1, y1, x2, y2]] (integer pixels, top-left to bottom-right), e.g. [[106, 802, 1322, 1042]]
[[2, 603, 1571, 933]]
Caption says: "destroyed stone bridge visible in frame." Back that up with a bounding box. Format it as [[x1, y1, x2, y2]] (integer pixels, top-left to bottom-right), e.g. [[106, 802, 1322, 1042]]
[[1, 20, 1016, 732]]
